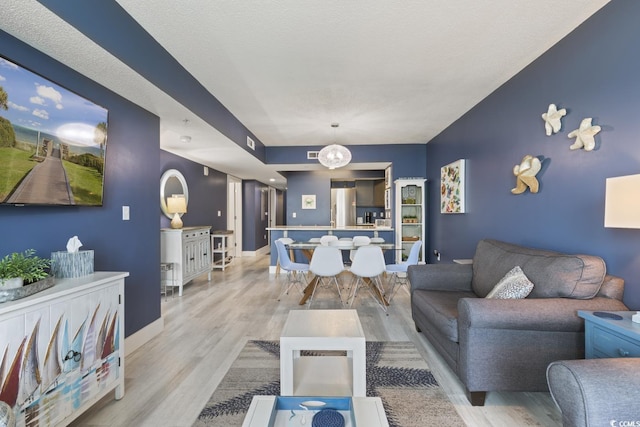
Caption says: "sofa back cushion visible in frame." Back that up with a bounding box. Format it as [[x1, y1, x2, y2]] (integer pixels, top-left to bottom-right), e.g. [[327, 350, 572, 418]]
[[471, 239, 606, 299]]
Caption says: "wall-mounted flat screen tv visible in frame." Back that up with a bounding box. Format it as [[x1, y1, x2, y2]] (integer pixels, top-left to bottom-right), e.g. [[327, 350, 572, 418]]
[[0, 55, 108, 206]]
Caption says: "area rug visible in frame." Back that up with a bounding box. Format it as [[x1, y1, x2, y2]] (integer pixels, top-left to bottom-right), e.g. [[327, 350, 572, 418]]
[[193, 340, 465, 427]]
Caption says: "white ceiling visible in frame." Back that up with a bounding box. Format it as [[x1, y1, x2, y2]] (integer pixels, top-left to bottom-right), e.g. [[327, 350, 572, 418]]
[[1, 1, 610, 189]]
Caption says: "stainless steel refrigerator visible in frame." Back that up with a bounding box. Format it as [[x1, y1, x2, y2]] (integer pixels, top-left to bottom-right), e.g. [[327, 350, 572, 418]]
[[331, 188, 357, 227]]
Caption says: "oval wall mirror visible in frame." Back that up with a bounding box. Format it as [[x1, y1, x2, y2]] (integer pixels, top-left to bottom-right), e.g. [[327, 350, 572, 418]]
[[160, 169, 189, 219]]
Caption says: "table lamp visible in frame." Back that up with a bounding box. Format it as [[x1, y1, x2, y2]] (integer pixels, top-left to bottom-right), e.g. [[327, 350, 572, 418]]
[[604, 173, 640, 322], [167, 195, 187, 229], [604, 174, 640, 229]]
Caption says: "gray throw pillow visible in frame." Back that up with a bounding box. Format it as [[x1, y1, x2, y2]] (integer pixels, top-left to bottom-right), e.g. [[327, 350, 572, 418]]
[[486, 266, 534, 299]]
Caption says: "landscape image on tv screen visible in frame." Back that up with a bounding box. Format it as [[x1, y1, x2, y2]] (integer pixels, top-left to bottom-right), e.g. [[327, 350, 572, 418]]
[[0, 55, 108, 206]]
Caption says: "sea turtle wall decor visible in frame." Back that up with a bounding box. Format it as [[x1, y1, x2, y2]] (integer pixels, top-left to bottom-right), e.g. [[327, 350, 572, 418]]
[[511, 155, 542, 194]]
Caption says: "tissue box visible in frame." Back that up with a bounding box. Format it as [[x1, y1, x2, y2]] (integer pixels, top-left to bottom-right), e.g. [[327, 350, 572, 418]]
[[51, 250, 94, 278]]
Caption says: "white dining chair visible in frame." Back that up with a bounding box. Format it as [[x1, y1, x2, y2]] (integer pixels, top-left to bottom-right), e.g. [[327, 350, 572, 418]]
[[348, 245, 387, 312], [309, 237, 321, 243], [350, 235, 371, 261], [320, 235, 339, 246], [275, 237, 294, 277], [385, 240, 422, 302], [370, 237, 385, 243], [275, 239, 309, 300], [308, 246, 345, 308]]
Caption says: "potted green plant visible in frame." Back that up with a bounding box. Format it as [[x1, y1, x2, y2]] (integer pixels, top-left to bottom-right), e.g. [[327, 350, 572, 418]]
[[0, 249, 51, 289]]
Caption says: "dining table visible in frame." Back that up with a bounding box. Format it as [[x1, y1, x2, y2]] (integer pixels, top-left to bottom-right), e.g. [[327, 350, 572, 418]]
[[285, 241, 397, 307]]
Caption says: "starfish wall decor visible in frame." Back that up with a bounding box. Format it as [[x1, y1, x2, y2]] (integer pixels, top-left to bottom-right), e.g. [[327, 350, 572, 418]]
[[568, 117, 601, 151], [541, 103, 567, 136]]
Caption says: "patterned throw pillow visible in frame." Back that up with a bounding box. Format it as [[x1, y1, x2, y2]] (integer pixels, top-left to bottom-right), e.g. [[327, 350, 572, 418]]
[[485, 266, 534, 299]]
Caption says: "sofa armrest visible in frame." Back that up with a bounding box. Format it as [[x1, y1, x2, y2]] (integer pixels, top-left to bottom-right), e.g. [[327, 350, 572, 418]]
[[547, 359, 640, 427], [407, 263, 473, 293], [458, 297, 628, 332], [597, 274, 625, 300]]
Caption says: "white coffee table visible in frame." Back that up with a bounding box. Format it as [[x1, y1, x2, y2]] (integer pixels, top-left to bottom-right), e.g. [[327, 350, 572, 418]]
[[280, 309, 366, 397]]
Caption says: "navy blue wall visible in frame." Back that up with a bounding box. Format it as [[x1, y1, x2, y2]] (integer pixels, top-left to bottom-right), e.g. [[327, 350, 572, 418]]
[[0, 30, 161, 335], [284, 171, 332, 225], [160, 150, 228, 230], [267, 144, 426, 172], [242, 180, 269, 251], [426, 1, 640, 310]]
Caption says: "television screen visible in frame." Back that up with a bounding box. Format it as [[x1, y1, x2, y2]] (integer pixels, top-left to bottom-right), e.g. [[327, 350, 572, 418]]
[[0, 55, 108, 206]]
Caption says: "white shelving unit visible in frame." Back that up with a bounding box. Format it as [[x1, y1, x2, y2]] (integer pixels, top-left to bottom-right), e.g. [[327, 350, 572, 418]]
[[395, 178, 426, 263], [211, 230, 234, 270]]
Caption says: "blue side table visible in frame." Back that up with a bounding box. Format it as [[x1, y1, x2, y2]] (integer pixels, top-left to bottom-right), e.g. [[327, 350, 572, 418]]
[[578, 310, 640, 359]]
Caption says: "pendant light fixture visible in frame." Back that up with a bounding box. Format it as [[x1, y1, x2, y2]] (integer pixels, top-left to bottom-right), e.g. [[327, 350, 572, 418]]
[[179, 119, 191, 143], [318, 123, 351, 169]]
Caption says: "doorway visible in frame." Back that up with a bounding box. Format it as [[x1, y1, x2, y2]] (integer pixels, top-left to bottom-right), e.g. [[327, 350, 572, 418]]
[[267, 187, 277, 243], [227, 175, 242, 258]]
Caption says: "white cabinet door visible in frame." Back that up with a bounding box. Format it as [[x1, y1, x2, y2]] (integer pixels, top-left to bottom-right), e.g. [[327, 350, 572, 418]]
[[0, 273, 126, 427]]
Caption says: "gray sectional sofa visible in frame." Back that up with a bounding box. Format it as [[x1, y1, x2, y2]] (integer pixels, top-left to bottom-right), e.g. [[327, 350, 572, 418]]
[[408, 239, 628, 406]]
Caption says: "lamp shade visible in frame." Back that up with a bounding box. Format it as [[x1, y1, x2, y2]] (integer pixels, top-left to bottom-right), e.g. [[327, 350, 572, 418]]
[[318, 144, 352, 169], [604, 174, 640, 228], [167, 195, 187, 214]]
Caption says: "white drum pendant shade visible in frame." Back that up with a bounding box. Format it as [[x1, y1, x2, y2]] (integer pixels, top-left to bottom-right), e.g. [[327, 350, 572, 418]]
[[318, 144, 351, 169]]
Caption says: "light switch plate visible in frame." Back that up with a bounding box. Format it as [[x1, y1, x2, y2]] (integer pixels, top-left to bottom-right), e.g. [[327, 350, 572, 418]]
[[122, 206, 130, 220]]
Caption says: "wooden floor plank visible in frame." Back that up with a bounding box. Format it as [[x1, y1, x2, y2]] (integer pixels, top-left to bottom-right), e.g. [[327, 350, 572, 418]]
[[70, 255, 562, 426]]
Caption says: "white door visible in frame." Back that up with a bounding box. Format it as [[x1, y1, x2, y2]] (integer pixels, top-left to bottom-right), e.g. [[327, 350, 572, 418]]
[[227, 175, 242, 258], [267, 187, 277, 242]]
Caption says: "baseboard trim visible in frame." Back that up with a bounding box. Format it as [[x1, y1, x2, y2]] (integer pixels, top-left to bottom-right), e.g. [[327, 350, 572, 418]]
[[125, 316, 163, 356], [242, 245, 270, 257], [268, 265, 277, 274]]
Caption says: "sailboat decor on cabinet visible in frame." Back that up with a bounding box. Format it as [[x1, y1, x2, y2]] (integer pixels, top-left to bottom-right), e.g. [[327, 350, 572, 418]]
[[0, 297, 121, 426]]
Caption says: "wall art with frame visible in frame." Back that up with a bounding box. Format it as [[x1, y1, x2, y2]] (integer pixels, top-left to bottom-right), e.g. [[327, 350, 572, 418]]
[[301, 194, 316, 209], [440, 159, 466, 214]]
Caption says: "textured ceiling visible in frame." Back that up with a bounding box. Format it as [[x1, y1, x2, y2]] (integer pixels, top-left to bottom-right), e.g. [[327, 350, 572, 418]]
[[1, 0, 610, 188]]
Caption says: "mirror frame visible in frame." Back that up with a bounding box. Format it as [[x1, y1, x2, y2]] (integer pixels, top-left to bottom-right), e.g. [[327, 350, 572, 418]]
[[160, 169, 189, 219]]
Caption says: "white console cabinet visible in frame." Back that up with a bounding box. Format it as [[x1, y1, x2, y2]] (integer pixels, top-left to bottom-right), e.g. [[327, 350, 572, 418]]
[[161, 226, 212, 296], [0, 272, 128, 427]]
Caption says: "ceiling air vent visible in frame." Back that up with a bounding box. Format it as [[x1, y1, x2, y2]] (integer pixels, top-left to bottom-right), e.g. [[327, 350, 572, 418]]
[[247, 136, 255, 150], [307, 151, 319, 159]]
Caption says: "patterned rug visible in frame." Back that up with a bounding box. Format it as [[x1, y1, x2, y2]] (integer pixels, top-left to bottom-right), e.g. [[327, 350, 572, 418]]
[[193, 340, 465, 427]]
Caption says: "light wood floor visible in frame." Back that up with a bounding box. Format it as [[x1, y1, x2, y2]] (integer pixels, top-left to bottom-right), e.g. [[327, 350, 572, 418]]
[[70, 255, 562, 427]]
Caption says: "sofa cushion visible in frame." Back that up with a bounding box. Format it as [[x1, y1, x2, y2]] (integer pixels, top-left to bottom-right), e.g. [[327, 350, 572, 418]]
[[486, 266, 534, 299], [472, 239, 606, 299], [412, 289, 477, 342]]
